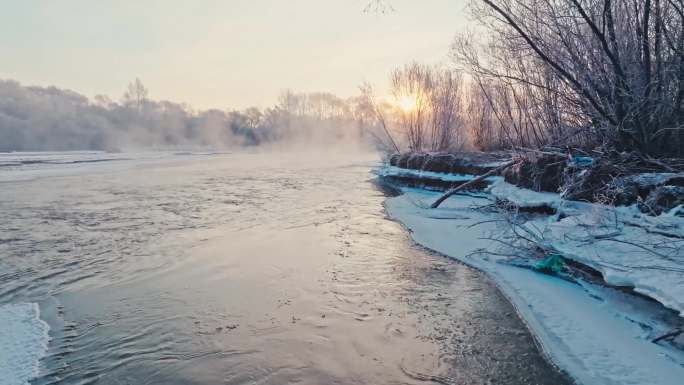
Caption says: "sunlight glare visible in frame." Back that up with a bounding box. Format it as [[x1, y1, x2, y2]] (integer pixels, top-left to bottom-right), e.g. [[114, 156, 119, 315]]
[[397, 94, 418, 112]]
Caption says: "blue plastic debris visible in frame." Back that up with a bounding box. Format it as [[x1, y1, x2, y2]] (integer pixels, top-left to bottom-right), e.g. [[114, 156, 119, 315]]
[[571, 156, 594, 167]]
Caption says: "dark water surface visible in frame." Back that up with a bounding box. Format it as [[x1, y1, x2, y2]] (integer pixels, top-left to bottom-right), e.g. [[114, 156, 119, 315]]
[[0, 152, 569, 385]]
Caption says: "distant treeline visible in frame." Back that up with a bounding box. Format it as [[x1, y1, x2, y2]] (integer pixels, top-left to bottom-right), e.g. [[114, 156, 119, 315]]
[[0, 79, 382, 152]]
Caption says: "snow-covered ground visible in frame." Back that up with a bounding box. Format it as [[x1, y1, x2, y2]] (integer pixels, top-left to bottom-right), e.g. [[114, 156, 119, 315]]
[[380, 166, 684, 385], [488, 179, 684, 318], [376, 165, 498, 184], [0, 303, 50, 385], [488, 177, 562, 209]]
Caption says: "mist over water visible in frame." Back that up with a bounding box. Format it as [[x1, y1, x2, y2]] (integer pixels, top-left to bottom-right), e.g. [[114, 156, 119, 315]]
[[0, 80, 381, 152], [1, 0, 680, 383]]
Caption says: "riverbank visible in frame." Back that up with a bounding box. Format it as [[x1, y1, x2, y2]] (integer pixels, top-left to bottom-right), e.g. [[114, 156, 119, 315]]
[[378, 152, 684, 385]]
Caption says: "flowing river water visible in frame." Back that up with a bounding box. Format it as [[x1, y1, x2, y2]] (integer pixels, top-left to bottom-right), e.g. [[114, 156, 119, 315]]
[[0, 151, 569, 385]]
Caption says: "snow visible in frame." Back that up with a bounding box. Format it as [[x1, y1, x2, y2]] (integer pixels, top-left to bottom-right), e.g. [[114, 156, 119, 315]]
[[621, 172, 684, 188], [540, 202, 684, 317], [384, 187, 684, 385], [481, 160, 510, 168], [488, 179, 562, 209], [374, 165, 495, 184], [0, 303, 50, 385], [471, 179, 684, 319]]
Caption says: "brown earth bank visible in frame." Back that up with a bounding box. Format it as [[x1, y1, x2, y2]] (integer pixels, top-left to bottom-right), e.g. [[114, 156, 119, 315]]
[[388, 151, 684, 216]]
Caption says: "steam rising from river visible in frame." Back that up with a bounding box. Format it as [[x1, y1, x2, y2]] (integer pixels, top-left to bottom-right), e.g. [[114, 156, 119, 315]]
[[0, 79, 380, 152]]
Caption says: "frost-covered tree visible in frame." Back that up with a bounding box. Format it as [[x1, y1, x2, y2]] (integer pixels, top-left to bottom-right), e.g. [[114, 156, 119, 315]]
[[455, 0, 684, 156], [122, 78, 149, 111], [388, 63, 467, 152]]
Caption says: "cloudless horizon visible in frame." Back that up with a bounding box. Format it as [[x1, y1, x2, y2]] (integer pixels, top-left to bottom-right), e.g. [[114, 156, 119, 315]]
[[0, 0, 469, 110]]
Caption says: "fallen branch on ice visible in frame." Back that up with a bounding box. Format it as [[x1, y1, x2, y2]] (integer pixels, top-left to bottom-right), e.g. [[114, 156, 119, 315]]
[[430, 159, 519, 208], [652, 329, 682, 343]]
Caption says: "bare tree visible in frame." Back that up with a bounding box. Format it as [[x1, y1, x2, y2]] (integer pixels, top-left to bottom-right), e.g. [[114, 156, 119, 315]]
[[388, 63, 468, 152], [429, 68, 467, 151], [364, 0, 394, 13], [122, 78, 149, 112], [359, 82, 400, 153], [391, 62, 433, 151], [454, 0, 684, 156]]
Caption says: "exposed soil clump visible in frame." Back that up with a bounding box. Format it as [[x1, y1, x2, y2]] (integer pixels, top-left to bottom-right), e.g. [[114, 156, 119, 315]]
[[389, 152, 507, 176], [502, 153, 566, 192], [389, 151, 684, 215]]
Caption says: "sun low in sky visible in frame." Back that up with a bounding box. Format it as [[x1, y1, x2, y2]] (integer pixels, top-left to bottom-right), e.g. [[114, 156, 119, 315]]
[[0, 0, 468, 110], [397, 93, 419, 112]]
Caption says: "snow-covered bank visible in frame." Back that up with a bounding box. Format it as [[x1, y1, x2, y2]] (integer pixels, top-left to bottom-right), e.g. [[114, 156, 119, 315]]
[[488, 179, 684, 317], [488, 178, 562, 209], [378, 165, 684, 317], [0, 303, 50, 385], [384, 187, 684, 385], [373, 165, 496, 193], [376, 165, 496, 184]]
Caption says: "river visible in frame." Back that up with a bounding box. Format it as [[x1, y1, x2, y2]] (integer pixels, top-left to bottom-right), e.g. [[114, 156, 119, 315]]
[[0, 150, 569, 385]]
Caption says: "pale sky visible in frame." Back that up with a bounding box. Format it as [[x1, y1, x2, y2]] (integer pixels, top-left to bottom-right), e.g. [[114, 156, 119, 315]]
[[0, 0, 470, 110]]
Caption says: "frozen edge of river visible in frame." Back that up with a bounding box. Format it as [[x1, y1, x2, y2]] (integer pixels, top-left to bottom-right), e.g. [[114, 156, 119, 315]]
[[487, 178, 684, 319], [0, 303, 50, 385], [377, 164, 684, 318], [384, 188, 684, 385]]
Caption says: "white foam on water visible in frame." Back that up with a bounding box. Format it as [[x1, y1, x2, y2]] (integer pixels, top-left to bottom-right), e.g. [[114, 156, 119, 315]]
[[0, 303, 50, 385]]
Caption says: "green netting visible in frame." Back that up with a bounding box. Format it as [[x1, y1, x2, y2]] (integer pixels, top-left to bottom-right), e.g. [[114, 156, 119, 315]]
[[534, 253, 565, 275]]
